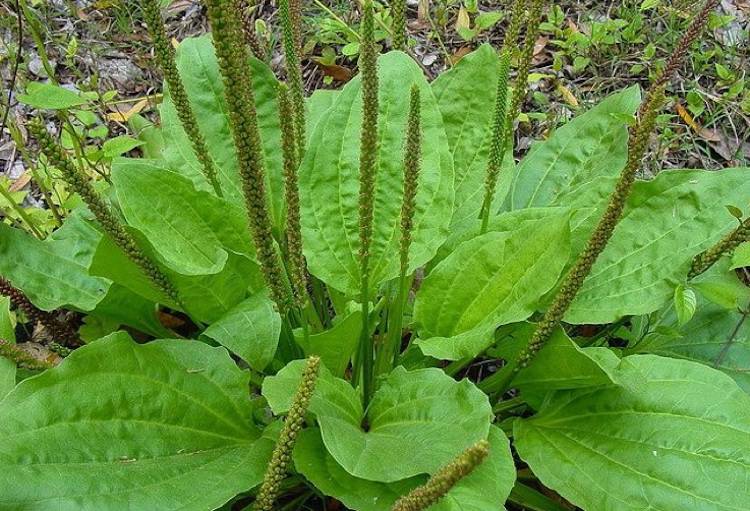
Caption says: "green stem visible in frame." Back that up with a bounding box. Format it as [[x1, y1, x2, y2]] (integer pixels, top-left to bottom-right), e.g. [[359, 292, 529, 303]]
[[0, 183, 44, 239]]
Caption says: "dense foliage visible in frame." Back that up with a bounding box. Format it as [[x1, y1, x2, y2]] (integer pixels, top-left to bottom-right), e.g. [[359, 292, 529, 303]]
[[1, 0, 749, 509]]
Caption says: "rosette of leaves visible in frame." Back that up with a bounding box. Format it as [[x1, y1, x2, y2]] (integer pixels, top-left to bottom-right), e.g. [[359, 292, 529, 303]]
[[1, 4, 750, 510]]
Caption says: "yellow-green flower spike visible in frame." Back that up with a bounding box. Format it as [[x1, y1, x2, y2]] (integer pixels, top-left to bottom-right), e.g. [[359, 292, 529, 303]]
[[356, 0, 380, 408], [278, 83, 308, 307], [279, 0, 306, 163], [400, 85, 421, 276], [480, 0, 721, 396], [478, 0, 525, 231], [0, 339, 54, 371], [507, 0, 547, 126], [204, 0, 292, 313], [253, 356, 321, 511], [689, 216, 750, 279], [235, 0, 267, 60], [29, 121, 180, 306], [392, 0, 407, 50], [141, 0, 222, 196], [391, 440, 490, 511]]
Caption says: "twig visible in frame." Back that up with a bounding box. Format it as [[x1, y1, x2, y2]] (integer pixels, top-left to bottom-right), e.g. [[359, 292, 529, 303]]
[[0, 0, 23, 139]]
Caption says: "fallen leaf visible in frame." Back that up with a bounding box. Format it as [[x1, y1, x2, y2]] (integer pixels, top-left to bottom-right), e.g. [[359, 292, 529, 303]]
[[456, 6, 471, 32], [676, 102, 735, 160], [447, 46, 472, 66], [158, 310, 186, 329], [532, 36, 550, 65], [106, 98, 149, 122], [313, 61, 353, 82], [556, 83, 579, 107], [9, 172, 31, 192]]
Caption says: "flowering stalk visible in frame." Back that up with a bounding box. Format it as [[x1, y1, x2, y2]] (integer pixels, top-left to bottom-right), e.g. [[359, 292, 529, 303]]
[[278, 83, 308, 308], [279, 0, 306, 163], [0, 339, 54, 371], [689, 216, 750, 279], [205, 0, 292, 313], [0, 277, 79, 347], [392, 0, 407, 50], [391, 440, 490, 511], [478, 0, 526, 232], [29, 121, 181, 307], [354, 0, 379, 408], [379, 85, 421, 375], [235, 0, 267, 60], [480, 0, 720, 395], [141, 0, 222, 196], [253, 356, 320, 511]]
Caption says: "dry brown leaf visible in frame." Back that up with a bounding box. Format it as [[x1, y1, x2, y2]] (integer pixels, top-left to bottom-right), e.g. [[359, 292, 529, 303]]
[[9, 172, 31, 192], [447, 46, 472, 66], [557, 83, 579, 107], [106, 98, 149, 123], [676, 102, 735, 160], [314, 61, 353, 82]]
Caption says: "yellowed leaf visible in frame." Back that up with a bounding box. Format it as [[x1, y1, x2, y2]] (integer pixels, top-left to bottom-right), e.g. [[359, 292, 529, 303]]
[[557, 83, 579, 107], [106, 98, 149, 123], [456, 7, 471, 31]]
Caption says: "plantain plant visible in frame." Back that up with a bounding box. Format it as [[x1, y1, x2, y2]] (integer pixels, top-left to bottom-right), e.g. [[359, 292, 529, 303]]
[[1, 0, 750, 509]]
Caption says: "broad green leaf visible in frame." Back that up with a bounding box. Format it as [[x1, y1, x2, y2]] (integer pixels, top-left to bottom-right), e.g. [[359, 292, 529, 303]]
[[306, 89, 339, 133], [300, 51, 454, 296], [692, 257, 750, 309], [87, 284, 173, 338], [263, 362, 492, 482], [102, 135, 144, 158], [630, 301, 750, 394], [112, 158, 254, 276], [431, 44, 514, 228], [673, 284, 697, 325], [90, 229, 261, 324], [294, 426, 515, 511], [515, 355, 750, 511], [414, 216, 570, 360], [0, 297, 15, 398], [161, 35, 285, 229], [513, 328, 622, 408], [731, 242, 750, 269], [18, 82, 88, 109], [505, 86, 641, 211], [294, 305, 362, 377], [430, 206, 568, 270], [0, 332, 275, 510], [203, 290, 280, 371], [0, 218, 109, 312], [567, 168, 750, 323]]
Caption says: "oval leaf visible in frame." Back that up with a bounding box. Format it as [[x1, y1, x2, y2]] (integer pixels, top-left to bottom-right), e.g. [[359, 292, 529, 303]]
[[515, 354, 750, 511], [300, 51, 454, 296], [0, 332, 274, 510]]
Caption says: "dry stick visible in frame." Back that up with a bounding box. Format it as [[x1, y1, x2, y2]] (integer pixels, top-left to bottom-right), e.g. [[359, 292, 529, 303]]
[[480, 0, 721, 396], [0, 277, 80, 347], [141, 0, 223, 196]]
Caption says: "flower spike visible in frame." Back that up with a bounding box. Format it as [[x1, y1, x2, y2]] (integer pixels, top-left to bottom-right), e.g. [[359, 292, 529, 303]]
[[481, 0, 721, 395], [391, 440, 490, 511], [253, 356, 321, 511], [29, 121, 180, 307], [204, 0, 292, 313], [141, 0, 222, 196]]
